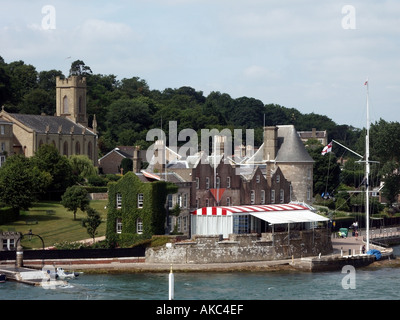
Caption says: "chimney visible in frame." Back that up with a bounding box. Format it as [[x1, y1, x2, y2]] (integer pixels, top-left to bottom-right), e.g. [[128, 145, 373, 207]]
[[263, 126, 278, 161], [215, 135, 226, 156], [154, 139, 165, 173], [133, 145, 141, 173]]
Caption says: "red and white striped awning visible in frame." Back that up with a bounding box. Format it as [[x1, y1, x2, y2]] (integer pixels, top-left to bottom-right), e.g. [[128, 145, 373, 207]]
[[192, 204, 329, 225]]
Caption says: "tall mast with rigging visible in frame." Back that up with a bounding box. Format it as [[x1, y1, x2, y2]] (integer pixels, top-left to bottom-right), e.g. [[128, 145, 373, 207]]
[[365, 79, 370, 251]]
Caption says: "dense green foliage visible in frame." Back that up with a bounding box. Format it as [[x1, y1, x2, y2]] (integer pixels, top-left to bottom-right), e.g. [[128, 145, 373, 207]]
[[106, 171, 177, 247], [0, 154, 51, 210], [2, 57, 400, 211]]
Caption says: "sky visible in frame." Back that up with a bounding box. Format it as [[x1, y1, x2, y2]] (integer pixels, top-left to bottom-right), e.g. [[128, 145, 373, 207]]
[[1, 0, 400, 129]]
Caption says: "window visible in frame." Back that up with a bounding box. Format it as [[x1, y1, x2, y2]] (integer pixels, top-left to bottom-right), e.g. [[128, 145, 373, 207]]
[[63, 141, 68, 156], [233, 215, 249, 234], [271, 190, 275, 204], [205, 177, 210, 190], [261, 190, 265, 204], [196, 198, 199, 209], [116, 218, 122, 234], [167, 194, 173, 209], [183, 216, 188, 232], [116, 193, 122, 208], [138, 193, 144, 208], [0, 125, 4, 135], [136, 218, 143, 234], [307, 186, 311, 201], [280, 189, 284, 203], [1, 142, 5, 152], [177, 193, 182, 207], [227, 176, 231, 188], [78, 96, 83, 113], [63, 96, 69, 114], [205, 198, 209, 207], [88, 142, 93, 160], [177, 217, 181, 232], [75, 141, 81, 155], [3, 238, 15, 251], [0, 156, 5, 167], [183, 193, 188, 208], [276, 175, 280, 183], [196, 177, 200, 189], [226, 197, 231, 206], [256, 175, 260, 183], [250, 190, 255, 204]]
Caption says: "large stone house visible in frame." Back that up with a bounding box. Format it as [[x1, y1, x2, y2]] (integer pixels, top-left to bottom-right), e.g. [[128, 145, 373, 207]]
[[0, 76, 98, 166]]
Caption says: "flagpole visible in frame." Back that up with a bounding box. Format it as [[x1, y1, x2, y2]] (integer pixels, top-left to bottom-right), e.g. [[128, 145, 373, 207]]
[[365, 79, 370, 251]]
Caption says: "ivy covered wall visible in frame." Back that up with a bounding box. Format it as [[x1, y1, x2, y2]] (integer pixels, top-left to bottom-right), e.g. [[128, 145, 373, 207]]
[[106, 171, 178, 247]]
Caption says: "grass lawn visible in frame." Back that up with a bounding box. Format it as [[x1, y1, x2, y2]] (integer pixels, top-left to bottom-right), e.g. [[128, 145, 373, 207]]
[[0, 200, 108, 249]]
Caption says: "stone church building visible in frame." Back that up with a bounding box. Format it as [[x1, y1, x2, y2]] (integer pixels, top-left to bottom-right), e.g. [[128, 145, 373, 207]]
[[0, 76, 98, 166]]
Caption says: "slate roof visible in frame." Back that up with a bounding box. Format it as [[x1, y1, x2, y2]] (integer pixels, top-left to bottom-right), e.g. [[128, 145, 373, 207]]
[[8, 113, 96, 136], [247, 125, 314, 163], [275, 125, 314, 163]]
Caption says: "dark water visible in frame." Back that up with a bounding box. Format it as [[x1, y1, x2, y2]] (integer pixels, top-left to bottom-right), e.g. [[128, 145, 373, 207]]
[[2, 247, 400, 300]]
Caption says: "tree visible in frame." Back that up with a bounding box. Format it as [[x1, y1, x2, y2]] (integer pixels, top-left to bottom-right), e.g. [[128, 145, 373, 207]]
[[120, 158, 133, 174], [69, 155, 97, 181], [61, 186, 90, 220], [0, 155, 51, 210], [82, 207, 102, 242], [69, 60, 92, 77], [31, 144, 76, 195]]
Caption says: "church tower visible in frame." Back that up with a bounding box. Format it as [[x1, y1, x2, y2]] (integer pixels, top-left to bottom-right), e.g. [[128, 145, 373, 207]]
[[56, 76, 88, 127]]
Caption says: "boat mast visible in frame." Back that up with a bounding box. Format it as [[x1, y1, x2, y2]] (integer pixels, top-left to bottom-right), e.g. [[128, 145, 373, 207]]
[[365, 79, 370, 251]]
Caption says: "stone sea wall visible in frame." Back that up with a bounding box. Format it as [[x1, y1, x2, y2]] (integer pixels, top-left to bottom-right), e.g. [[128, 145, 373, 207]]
[[145, 229, 332, 264]]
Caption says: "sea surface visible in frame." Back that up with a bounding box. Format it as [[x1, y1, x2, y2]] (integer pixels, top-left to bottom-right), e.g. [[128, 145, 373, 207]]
[[2, 246, 400, 301]]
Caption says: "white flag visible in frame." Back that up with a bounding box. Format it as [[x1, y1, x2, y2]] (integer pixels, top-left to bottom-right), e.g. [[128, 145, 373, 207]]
[[321, 142, 332, 155]]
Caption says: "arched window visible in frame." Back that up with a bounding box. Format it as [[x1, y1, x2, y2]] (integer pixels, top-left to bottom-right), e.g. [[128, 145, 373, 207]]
[[75, 141, 81, 155], [87, 141, 92, 160], [63, 141, 68, 156], [63, 96, 69, 114], [78, 96, 83, 113]]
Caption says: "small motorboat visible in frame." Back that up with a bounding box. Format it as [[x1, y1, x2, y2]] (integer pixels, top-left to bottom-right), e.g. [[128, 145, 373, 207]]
[[0, 274, 6, 283], [56, 267, 80, 280]]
